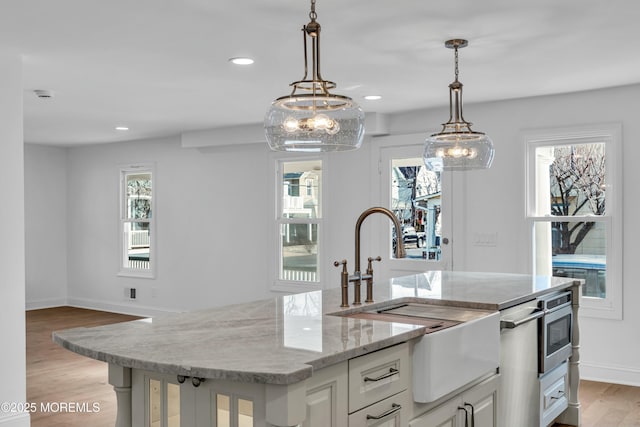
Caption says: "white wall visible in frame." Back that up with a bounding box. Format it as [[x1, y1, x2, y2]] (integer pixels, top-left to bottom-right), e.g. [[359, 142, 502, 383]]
[[25, 144, 68, 309], [26, 134, 376, 315], [24, 83, 640, 386], [0, 55, 30, 427], [63, 138, 282, 314]]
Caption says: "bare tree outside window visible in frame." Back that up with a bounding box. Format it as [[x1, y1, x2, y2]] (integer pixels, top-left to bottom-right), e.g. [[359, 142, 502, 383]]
[[528, 124, 621, 316], [549, 144, 605, 254], [128, 178, 152, 220]]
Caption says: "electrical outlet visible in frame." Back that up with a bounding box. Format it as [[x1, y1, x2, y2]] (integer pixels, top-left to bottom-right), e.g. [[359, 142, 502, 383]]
[[130, 288, 136, 299]]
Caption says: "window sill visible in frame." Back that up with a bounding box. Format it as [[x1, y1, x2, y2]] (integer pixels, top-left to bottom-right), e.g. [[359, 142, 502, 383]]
[[118, 270, 155, 280]]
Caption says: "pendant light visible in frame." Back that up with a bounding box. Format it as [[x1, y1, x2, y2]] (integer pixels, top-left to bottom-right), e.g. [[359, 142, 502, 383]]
[[424, 39, 494, 171], [264, 0, 365, 152]]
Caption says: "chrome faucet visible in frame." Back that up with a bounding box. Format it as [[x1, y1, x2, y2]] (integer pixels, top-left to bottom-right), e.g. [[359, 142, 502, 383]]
[[335, 207, 406, 307]]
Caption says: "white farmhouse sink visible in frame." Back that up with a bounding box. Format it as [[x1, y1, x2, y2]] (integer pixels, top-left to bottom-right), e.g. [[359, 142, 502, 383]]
[[338, 303, 500, 403], [411, 308, 500, 402]]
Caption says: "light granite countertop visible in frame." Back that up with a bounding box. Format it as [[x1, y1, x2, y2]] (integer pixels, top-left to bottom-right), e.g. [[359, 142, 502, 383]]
[[53, 271, 578, 385]]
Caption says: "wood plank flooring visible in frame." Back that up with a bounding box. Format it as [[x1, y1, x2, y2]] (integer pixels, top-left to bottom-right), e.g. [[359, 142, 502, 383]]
[[26, 306, 640, 427], [554, 381, 640, 427], [26, 306, 141, 427]]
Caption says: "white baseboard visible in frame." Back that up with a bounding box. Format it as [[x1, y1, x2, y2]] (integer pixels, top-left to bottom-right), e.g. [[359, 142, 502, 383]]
[[0, 412, 30, 427], [580, 361, 640, 387], [25, 297, 67, 311], [66, 297, 182, 317]]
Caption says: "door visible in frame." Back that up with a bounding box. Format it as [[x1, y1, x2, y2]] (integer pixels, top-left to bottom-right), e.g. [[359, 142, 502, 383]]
[[373, 134, 452, 280], [461, 374, 498, 427]]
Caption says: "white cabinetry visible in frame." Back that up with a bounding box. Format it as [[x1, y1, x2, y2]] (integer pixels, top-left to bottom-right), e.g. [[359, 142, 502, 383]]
[[131, 344, 411, 427], [303, 360, 348, 427], [132, 369, 267, 427], [348, 342, 411, 426], [410, 374, 499, 427], [304, 342, 411, 427], [540, 362, 569, 427], [130, 341, 497, 427], [348, 342, 409, 413], [349, 390, 412, 427]]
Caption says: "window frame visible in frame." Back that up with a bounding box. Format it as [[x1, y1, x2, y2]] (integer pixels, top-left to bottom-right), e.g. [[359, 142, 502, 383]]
[[524, 123, 622, 319], [271, 156, 325, 293], [118, 163, 156, 279]]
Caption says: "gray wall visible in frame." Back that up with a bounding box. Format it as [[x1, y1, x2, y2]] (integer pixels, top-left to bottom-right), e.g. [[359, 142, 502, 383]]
[[24, 83, 640, 386]]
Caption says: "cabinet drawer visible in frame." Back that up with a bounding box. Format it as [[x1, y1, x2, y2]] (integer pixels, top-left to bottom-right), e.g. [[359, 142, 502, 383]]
[[348, 389, 411, 427], [348, 343, 409, 413], [540, 362, 568, 426]]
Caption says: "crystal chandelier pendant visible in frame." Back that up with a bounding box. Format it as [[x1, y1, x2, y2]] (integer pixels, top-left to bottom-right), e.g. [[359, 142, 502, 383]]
[[424, 39, 494, 171], [264, 0, 365, 152]]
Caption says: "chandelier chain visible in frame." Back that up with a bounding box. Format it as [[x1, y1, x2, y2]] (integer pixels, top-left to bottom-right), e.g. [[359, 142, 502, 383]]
[[309, 0, 317, 20]]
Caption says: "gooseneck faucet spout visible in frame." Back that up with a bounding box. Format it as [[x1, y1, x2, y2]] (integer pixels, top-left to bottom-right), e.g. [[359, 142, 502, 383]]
[[354, 207, 406, 275], [335, 206, 406, 307]]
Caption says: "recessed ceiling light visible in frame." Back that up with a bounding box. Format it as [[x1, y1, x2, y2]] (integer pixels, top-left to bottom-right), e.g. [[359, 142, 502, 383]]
[[229, 57, 254, 65], [364, 95, 382, 100], [115, 126, 129, 131]]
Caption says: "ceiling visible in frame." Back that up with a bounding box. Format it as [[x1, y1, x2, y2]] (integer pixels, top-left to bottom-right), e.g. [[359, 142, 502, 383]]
[[3, 0, 639, 146]]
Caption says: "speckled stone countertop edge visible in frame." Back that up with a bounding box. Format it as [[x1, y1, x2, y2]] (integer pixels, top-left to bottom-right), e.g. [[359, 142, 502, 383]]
[[52, 272, 581, 385]]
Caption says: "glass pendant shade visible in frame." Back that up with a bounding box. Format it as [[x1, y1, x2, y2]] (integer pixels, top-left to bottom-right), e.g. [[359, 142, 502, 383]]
[[424, 39, 494, 171], [264, 0, 364, 152], [265, 94, 365, 152]]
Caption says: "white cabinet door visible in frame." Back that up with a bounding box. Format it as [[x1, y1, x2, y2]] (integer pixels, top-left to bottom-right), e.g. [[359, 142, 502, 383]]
[[303, 361, 348, 427], [409, 396, 462, 427], [410, 374, 499, 427], [461, 374, 499, 427]]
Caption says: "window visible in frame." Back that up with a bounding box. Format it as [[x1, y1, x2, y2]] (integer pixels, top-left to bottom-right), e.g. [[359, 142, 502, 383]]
[[525, 124, 622, 319], [119, 165, 154, 277], [275, 159, 322, 290]]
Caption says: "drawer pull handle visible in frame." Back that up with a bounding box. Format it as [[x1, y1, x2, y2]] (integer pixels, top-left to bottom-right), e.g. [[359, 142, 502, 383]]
[[363, 367, 399, 382], [366, 403, 401, 420]]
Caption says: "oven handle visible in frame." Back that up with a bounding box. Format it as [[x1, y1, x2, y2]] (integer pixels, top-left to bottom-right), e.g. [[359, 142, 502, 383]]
[[500, 309, 544, 329]]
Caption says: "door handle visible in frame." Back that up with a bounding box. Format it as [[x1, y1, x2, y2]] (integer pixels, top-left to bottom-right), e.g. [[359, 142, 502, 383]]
[[464, 403, 475, 427], [458, 407, 469, 427]]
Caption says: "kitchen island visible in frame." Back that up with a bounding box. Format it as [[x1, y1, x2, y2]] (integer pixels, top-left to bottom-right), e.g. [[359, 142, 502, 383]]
[[53, 271, 582, 427]]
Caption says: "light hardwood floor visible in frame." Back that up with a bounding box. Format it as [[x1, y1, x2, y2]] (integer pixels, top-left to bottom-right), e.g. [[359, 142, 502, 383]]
[[554, 381, 640, 427], [26, 306, 141, 427], [26, 306, 640, 426]]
